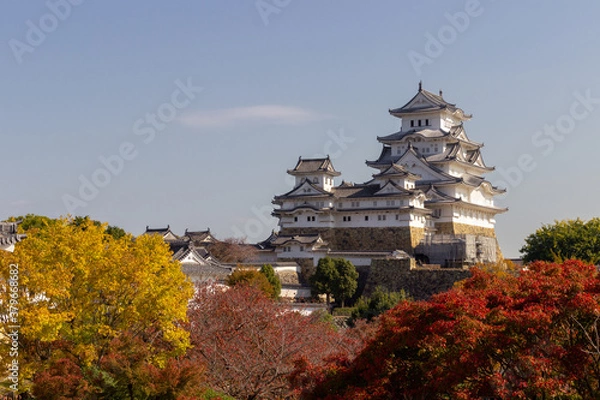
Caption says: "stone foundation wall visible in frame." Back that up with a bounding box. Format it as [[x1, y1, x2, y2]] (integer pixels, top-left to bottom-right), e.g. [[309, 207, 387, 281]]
[[361, 259, 472, 301], [435, 222, 497, 238], [280, 227, 425, 254]]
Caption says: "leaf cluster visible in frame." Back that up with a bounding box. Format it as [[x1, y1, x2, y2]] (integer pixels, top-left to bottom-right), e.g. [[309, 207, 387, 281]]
[[521, 217, 600, 264], [310, 257, 358, 306], [299, 260, 600, 399]]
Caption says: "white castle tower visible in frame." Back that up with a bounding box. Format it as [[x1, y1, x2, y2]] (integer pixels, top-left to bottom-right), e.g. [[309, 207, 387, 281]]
[[270, 84, 506, 265]]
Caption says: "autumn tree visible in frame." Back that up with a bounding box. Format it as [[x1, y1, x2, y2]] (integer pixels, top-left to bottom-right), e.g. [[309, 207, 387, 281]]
[[310, 257, 358, 306], [0, 217, 195, 398], [226, 267, 277, 298], [187, 283, 352, 400], [298, 260, 600, 399], [8, 214, 127, 240], [260, 263, 281, 298], [521, 217, 600, 264], [207, 237, 258, 263]]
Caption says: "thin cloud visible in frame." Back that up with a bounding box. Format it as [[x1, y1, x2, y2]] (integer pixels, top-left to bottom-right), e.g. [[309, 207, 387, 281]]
[[179, 105, 332, 128]]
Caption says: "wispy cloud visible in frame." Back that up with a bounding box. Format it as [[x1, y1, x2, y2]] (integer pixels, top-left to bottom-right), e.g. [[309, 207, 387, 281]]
[[10, 199, 33, 208], [179, 105, 332, 128]]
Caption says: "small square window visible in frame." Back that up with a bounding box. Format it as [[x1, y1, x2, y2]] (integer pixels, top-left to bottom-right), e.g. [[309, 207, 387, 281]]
[[365, 216, 369, 221]]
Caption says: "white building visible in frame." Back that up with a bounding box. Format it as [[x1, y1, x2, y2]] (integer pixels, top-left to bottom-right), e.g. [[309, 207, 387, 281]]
[[270, 84, 506, 264]]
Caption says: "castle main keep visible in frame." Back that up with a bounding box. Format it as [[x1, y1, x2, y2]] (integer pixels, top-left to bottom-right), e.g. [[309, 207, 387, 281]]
[[267, 84, 506, 267]]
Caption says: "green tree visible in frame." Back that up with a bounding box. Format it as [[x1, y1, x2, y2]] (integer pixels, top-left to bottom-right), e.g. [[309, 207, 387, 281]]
[[259, 264, 281, 298], [521, 218, 600, 264], [310, 257, 339, 305], [310, 257, 358, 306], [331, 258, 358, 307], [0, 217, 194, 397], [350, 286, 409, 323], [226, 268, 277, 298]]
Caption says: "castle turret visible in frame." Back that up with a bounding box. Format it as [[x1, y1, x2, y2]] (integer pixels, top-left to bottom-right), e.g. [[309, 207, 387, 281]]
[[287, 156, 340, 192]]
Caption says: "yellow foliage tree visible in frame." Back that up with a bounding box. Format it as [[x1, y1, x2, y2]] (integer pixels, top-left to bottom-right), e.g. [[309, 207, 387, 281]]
[[0, 217, 194, 395]]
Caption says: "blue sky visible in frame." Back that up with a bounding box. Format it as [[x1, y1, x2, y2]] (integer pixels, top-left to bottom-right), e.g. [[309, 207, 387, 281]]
[[2, 1, 600, 257]]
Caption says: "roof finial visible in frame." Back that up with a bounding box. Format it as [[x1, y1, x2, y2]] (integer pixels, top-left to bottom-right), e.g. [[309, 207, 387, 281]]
[[439, 89, 443, 97], [418, 81, 422, 92]]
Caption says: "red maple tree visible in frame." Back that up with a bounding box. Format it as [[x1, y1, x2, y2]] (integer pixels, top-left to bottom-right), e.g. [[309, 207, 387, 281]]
[[296, 260, 600, 399], [187, 283, 358, 399]]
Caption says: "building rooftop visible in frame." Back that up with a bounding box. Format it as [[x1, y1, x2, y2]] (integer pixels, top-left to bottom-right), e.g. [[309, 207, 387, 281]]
[[287, 156, 341, 176]]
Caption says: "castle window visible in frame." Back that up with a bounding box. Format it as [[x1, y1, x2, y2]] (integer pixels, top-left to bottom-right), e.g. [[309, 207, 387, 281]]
[[418, 120, 422, 127], [307, 216, 310, 222], [426, 119, 430, 126], [300, 246, 305, 252], [410, 120, 414, 127], [365, 215, 369, 221], [343, 216, 352, 222], [313, 178, 318, 184], [395, 214, 399, 220], [378, 215, 387, 221], [373, 201, 378, 207], [294, 216, 298, 222]]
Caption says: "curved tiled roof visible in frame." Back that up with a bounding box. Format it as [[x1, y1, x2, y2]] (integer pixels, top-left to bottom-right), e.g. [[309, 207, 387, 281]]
[[287, 156, 341, 176], [389, 87, 472, 119]]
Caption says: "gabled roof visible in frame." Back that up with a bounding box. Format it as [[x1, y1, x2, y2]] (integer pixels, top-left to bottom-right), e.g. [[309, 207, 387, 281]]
[[389, 84, 472, 120], [144, 225, 179, 241], [372, 163, 421, 181], [425, 142, 492, 171], [423, 185, 459, 204], [274, 178, 333, 201], [272, 233, 328, 249], [373, 180, 414, 196], [184, 229, 217, 244], [287, 156, 341, 176]]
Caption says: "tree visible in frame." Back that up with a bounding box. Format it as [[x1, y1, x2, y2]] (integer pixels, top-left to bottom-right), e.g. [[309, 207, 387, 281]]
[[310, 257, 358, 306], [187, 283, 352, 400], [350, 286, 409, 324], [207, 237, 258, 263], [310, 257, 338, 305], [0, 217, 195, 398], [226, 267, 277, 298], [298, 260, 600, 399], [259, 264, 281, 298], [331, 258, 358, 307], [8, 214, 127, 240], [521, 217, 600, 264]]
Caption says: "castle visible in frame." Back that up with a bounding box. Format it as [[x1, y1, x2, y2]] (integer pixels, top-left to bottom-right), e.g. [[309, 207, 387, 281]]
[[267, 83, 506, 267]]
